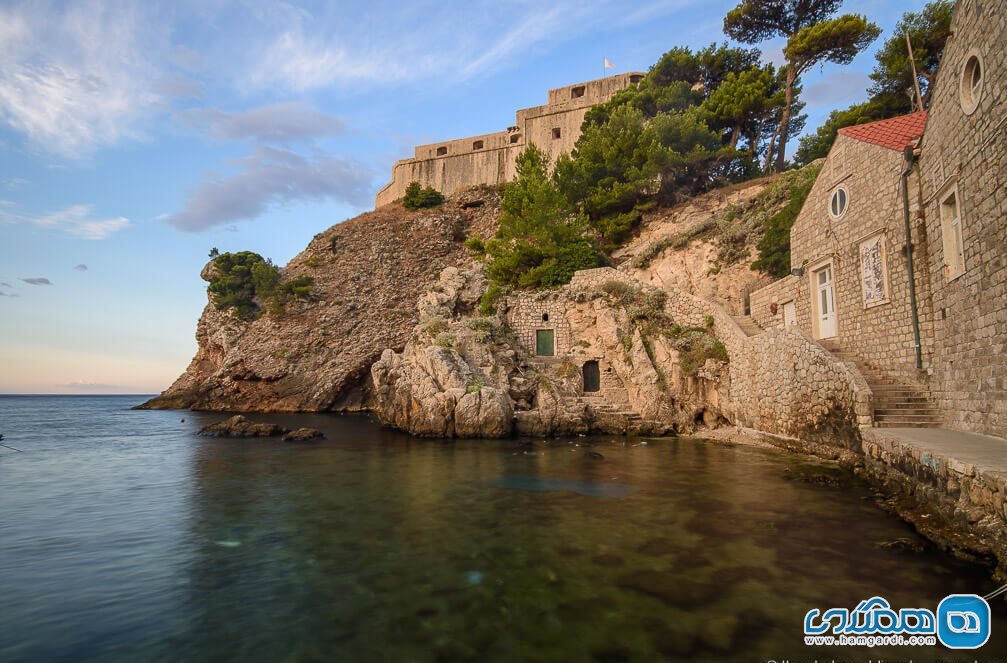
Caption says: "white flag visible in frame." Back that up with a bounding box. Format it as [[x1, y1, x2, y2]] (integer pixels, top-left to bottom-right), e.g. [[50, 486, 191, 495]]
[[603, 57, 616, 70]]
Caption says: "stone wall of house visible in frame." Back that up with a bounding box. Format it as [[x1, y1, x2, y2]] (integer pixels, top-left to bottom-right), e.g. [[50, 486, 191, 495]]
[[376, 73, 644, 207], [749, 275, 799, 329], [916, 0, 1007, 437], [749, 133, 934, 386], [862, 428, 1007, 577], [503, 292, 574, 358]]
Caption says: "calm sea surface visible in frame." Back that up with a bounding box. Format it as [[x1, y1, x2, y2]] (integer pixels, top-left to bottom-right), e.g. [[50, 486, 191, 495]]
[[1, 395, 1005, 662]]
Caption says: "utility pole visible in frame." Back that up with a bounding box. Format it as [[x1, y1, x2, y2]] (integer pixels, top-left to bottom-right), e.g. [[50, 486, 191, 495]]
[[905, 31, 924, 112]]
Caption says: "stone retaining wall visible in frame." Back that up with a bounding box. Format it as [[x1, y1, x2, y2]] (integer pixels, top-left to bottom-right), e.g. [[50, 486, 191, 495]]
[[661, 283, 873, 446], [862, 429, 1007, 578]]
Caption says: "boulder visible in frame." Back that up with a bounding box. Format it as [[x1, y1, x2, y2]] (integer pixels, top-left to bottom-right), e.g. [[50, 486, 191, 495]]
[[198, 415, 289, 438], [282, 427, 325, 442]]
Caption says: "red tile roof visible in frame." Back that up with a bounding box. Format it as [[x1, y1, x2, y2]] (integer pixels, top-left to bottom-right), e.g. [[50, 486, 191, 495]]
[[838, 111, 928, 151]]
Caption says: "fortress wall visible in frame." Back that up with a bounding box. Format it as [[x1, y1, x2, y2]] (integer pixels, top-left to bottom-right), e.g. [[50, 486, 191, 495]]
[[525, 107, 592, 162], [376, 73, 644, 207], [376, 145, 521, 207], [413, 131, 513, 160]]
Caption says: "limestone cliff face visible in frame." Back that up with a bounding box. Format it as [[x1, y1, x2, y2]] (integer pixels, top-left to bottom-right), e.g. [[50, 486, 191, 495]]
[[140, 191, 499, 411], [614, 176, 786, 314]]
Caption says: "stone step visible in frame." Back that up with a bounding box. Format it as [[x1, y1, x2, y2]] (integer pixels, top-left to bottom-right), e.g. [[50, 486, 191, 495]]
[[730, 315, 763, 337], [875, 406, 942, 416], [874, 416, 944, 425], [876, 420, 943, 428], [582, 388, 629, 402]]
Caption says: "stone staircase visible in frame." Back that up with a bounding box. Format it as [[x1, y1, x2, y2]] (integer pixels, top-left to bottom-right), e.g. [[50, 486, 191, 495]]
[[818, 340, 943, 428], [579, 388, 667, 434], [731, 314, 764, 337]]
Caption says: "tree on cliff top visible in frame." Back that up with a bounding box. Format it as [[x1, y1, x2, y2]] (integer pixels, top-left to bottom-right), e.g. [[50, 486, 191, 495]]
[[483, 145, 605, 292], [207, 251, 314, 319], [794, 1, 953, 165], [868, 0, 953, 115], [724, 0, 880, 173]]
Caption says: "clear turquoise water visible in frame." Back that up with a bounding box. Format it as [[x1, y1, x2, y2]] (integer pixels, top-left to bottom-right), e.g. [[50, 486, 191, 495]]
[[1, 395, 1005, 662]]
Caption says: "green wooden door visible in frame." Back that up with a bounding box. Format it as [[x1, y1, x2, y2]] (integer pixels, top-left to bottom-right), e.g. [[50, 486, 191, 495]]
[[535, 329, 555, 356]]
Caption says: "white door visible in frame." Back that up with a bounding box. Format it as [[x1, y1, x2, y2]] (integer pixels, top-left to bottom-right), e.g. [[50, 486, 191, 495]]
[[783, 301, 796, 327], [815, 265, 837, 338]]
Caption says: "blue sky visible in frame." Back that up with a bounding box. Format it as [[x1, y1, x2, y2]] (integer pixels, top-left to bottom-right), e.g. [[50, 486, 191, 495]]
[[0, 0, 929, 394]]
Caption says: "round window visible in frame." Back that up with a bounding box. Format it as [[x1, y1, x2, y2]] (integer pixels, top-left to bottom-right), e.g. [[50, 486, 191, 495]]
[[829, 187, 848, 219], [960, 51, 984, 115]]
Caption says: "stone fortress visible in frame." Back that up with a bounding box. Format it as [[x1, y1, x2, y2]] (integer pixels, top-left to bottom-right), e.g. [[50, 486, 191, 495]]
[[375, 72, 645, 208]]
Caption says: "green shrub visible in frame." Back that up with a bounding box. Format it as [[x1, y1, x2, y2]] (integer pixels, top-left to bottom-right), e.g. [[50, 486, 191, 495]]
[[478, 284, 504, 316], [433, 332, 457, 349], [422, 316, 449, 337], [464, 237, 486, 256], [206, 251, 313, 319], [403, 182, 445, 210], [751, 164, 820, 277]]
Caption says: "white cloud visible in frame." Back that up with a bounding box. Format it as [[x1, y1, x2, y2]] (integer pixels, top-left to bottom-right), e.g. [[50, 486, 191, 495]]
[[0, 0, 162, 157], [244, 1, 628, 92], [3, 203, 130, 240], [177, 103, 347, 143], [165, 146, 373, 232], [804, 70, 872, 107]]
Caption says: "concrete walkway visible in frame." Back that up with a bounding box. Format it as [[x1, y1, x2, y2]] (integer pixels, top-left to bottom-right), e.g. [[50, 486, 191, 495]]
[[866, 427, 1007, 479]]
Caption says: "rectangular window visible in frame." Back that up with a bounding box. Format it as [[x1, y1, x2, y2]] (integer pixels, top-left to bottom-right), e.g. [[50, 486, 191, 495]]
[[436, 146, 448, 156], [940, 187, 965, 280], [472, 140, 484, 150], [551, 127, 562, 140], [859, 234, 889, 307], [570, 86, 586, 99]]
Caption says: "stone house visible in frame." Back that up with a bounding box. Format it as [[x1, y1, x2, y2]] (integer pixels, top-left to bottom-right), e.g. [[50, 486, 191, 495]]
[[750, 112, 932, 389], [375, 73, 644, 207], [913, 0, 1006, 436], [750, 0, 1006, 437]]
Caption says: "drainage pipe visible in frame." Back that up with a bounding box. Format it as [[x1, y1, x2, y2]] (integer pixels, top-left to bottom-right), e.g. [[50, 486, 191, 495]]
[[902, 144, 923, 369]]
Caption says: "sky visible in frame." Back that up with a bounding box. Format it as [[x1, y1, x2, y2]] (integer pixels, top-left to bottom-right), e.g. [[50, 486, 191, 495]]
[[0, 0, 930, 394]]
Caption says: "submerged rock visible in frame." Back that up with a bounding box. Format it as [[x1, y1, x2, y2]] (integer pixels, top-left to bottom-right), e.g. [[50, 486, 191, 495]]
[[282, 427, 325, 442], [198, 415, 289, 438], [877, 537, 928, 554]]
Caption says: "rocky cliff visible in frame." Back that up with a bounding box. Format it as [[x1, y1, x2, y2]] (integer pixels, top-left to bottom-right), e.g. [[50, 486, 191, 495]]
[[140, 190, 499, 411], [146, 171, 800, 428]]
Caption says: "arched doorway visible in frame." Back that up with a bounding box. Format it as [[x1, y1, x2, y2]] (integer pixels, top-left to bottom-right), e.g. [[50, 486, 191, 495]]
[[582, 360, 600, 393]]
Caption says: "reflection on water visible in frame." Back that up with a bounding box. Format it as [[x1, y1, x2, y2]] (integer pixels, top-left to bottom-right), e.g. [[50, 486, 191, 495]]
[[0, 396, 1005, 662]]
